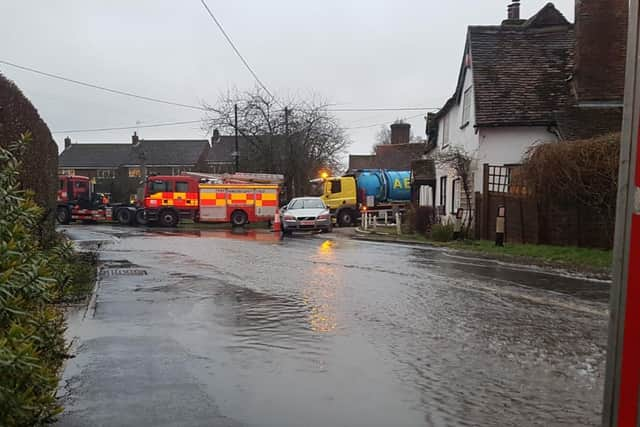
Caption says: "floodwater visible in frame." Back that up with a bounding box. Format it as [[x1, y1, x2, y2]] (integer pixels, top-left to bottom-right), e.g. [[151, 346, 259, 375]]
[[58, 225, 609, 427]]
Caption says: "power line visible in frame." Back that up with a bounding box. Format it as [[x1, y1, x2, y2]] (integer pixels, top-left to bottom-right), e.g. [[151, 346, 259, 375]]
[[0, 59, 439, 115], [345, 113, 425, 130], [199, 0, 274, 99], [0, 59, 207, 111], [329, 107, 438, 112], [53, 119, 203, 134]]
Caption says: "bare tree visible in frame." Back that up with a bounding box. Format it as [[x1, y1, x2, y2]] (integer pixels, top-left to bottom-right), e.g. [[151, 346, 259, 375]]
[[203, 87, 349, 199], [374, 126, 392, 146], [432, 146, 475, 233]]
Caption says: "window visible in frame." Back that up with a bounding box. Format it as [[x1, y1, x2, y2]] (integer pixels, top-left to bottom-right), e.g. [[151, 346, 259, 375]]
[[59, 168, 75, 176], [128, 167, 141, 178], [175, 181, 189, 193], [442, 115, 450, 147], [462, 87, 472, 126], [439, 176, 447, 209], [149, 181, 170, 194], [59, 179, 65, 190], [452, 179, 461, 214], [97, 169, 115, 179], [330, 180, 342, 194], [74, 181, 89, 190], [288, 198, 326, 210]]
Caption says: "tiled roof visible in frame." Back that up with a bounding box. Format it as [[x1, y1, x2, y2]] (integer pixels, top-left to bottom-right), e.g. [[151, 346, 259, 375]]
[[206, 135, 286, 163], [469, 4, 574, 127], [207, 136, 247, 163], [58, 143, 132, 168], [374, 143, 429, 170], [59, 139, 209, 168], [555, 107, 623, 140], [348, 155, 377, 171], [433, 3, 574, 128], [133, 139, 209, 166]]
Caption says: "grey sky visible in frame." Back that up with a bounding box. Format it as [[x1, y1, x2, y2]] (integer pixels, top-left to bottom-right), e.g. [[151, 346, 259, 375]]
[[1, 0, 574, 159]]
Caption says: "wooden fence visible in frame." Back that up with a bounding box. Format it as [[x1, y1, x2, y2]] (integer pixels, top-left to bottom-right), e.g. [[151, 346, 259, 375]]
[[474, 164, 613, 248]]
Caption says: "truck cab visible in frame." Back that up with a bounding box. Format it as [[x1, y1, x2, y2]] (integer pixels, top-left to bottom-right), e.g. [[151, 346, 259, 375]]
[[142, 175, 200, 227], [58, 175, 92, 204], [319, 176, 359, 226]]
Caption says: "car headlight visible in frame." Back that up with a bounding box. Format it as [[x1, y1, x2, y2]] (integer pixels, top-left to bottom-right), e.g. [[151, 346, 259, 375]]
[[318, 213, 330, 220], [283, 215, 296, 221]]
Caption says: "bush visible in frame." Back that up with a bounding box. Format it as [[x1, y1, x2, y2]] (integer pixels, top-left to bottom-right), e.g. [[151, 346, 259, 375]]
[[0, 134, 93, 426], [431, 222, 455, 242], [414, 206, 436, 235]]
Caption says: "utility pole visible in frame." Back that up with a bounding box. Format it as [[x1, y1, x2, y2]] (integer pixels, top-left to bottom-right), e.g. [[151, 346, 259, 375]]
[[285, 107, 293, 197], [602, 0, 640, 425], [234, 103, 239, 173]]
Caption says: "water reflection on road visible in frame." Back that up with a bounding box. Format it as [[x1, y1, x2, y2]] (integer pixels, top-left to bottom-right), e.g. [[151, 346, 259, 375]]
[[60, 225, 609, 427]]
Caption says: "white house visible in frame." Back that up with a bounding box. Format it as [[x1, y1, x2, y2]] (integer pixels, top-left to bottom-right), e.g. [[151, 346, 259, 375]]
[[429, 1, 575, 221]]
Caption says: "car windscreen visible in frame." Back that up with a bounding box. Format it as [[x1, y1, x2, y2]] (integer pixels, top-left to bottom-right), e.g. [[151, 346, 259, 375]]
[[289, 199, 325, 209]]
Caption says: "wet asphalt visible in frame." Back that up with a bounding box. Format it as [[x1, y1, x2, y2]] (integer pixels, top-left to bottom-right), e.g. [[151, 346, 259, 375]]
[[57, 225, 610, 427]]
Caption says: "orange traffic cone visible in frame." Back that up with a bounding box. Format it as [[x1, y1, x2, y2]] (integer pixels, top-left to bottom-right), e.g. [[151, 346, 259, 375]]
[[272, 208, 282, 233]]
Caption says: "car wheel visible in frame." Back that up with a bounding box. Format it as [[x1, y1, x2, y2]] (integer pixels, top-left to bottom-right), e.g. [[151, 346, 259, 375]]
[[231, 210, 248, 227], [321, 225, 332, 233], [159, 210, 179, 227], [56, 206, 71, 225], [338, 210, 354, 227]]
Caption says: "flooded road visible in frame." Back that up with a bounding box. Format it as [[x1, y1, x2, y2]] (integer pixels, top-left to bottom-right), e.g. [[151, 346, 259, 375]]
[[58, 225, 609, 427]]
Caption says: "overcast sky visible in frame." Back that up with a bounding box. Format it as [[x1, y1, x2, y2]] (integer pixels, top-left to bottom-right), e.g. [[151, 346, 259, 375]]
[[0, 0, 574, 160]]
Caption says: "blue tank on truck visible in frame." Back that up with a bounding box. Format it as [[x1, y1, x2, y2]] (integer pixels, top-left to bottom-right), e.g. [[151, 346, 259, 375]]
[[355, 170, 411, 204]]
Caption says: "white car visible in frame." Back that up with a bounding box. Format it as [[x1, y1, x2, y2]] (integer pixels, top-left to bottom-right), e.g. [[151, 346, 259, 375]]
[[281, 197, 332, 235]]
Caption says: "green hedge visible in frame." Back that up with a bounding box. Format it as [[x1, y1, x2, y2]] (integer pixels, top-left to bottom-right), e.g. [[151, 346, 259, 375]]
[[0, 134, 92, 426]]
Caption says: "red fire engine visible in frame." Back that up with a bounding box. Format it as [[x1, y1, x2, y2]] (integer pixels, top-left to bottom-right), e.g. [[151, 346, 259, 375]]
[[56, 173, 281, 227], [56, 175, 119, 224]]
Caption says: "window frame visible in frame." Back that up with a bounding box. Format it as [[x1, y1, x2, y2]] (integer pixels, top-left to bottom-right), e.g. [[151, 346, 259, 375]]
[[452, 178, 462, 214], [175, 181, 189, 193], [330, 180, 342, 194], [442, 115, 450, 148], [149, 180, 170, 194], [439, 176, 447, 210], [128, 167, 141, 178], [461, 86, 472, 127], [97, 169, 115, 179]]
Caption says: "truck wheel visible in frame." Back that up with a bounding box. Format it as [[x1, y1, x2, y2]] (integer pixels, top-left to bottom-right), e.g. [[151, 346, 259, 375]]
[[159, 210, 179, 228], [231, 210, 248, 227], [117, 208, 133, 225], [338, 209, 354, 227], [56, 206, 71, 225], [135, 209, 148, 226]]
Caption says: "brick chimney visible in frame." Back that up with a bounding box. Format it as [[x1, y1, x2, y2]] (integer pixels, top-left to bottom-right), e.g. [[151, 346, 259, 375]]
[[64, 136, 71, 150], [507, 1, 520, 20], [131, 131, 139, 145], [390, 122, 411, 145], [574, 0, 628, 103]]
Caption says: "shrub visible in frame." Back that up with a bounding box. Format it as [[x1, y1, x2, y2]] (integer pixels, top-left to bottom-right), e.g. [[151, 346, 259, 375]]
[[0, 134, 90, 426], [414, 206, 436, 235], [521, 132, 620, 246], [431, 222, 455, 242]]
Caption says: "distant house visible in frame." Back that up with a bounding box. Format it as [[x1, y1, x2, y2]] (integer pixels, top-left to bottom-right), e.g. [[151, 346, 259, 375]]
[[58, 133, 210, 202], [348, 123, 430, 172], [205, 134, 287, 174], [428, 0, 624, 221]]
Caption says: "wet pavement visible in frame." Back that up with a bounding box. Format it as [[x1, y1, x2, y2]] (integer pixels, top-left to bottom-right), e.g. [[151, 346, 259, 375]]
[[57, 225, 610, 427]]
